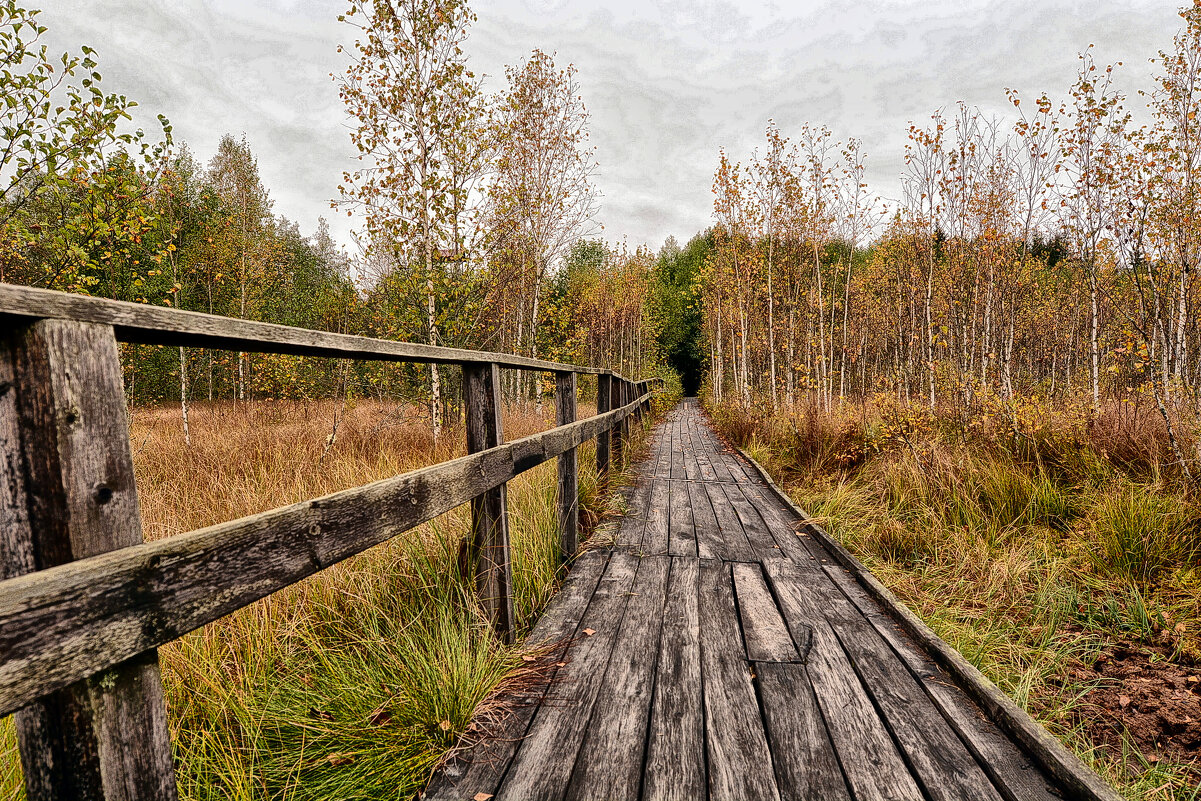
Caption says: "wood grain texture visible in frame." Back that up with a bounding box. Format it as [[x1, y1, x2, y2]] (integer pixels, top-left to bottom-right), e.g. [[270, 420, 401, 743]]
[[731, 563, 799, 663], [643, 557, 705, 801], [666, 480, 696, 558], [642, 480, 669, 554], [596, 374, 611, 480], [0, 283, 609, 373], [755, 662, 853, 801], [496, 553, 640, 800], [698, 560, 782, 801], [424, 550, 611, 801], [739, 444, 1124, 801], [764, 558, 923, 801], [823, 565, 1064, 801], [0, 394, 646, 717], [566, 555, 670, 801], [464, 362, 514, 643], [556, 372, 579, 561], [3, 321, 176, 801]]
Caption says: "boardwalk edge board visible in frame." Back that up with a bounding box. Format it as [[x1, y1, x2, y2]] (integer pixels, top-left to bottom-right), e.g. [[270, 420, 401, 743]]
[[734, 444, 1124, 801]]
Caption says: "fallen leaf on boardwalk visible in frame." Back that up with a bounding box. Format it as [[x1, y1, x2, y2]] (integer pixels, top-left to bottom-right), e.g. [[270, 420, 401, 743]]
[[521, 654, 536, 662], [1119, 694, 1131, 708], [556, 662, 567, 667], [473, 793, 493, 801], [327, 753, 354, 766], [368, 706, 391, 726], [582, 628, 596, 636], [439, 720, 452, 731]]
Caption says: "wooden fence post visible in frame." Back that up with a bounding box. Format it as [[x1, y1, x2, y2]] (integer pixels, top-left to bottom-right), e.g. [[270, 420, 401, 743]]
[[555, 372, 578, 561], [1, 320, 177, 801], [596, 373, 611, 481], [610, 376, 624, 470], [463, 362, 515, 643]]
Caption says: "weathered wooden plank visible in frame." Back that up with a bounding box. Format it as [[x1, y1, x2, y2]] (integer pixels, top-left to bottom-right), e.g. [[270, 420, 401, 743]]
[[764, 558, 924, 801], [3, 321, 176, 800], [738, 446, 1125, 801], [566, 556, 670, 801], [666, 480, 696, 557], [610, 377, 624, 470], [731, 563, 799, 663], [556, 372, 579, 561], [823, 565, 1064, 801], [687, 482, 723, 561], [464, 363, 515, 643], [642, 480, 669, 554], [704, 483, 754, 562], [818, 582, 1005, 800], [755, 662, 853, 801], [0, 396, 645, 717], [0, 283, 609, 374], [643, 558, 705, 801], [596, 374, 612, 481], [424, 550, 611, 801], [724, 484, 785, 556], [496, 552, 640, 800], [698, 560, 782, 801]]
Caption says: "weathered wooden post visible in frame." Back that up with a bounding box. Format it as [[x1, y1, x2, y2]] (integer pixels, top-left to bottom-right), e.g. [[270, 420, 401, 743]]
[[1, 320, 177, 801], [463, 362, 515, 643], [611, 376, 624, 470], [596, 372, 611, 481], [555, 371, 578, 561]]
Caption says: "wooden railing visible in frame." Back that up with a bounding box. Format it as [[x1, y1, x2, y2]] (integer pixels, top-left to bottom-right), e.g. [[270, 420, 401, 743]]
[[0, 283, 662, 800]]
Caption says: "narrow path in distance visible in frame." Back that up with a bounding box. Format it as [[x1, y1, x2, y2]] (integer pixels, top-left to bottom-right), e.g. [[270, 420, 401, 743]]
[[425, 399, 1099, 801]]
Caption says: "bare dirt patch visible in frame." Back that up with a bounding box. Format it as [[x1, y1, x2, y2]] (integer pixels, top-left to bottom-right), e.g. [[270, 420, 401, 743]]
[[1065, 635, 1201, 780]]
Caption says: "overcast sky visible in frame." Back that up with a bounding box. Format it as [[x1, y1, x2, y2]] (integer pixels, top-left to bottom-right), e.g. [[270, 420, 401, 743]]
[[41, 0, 1185, 253]]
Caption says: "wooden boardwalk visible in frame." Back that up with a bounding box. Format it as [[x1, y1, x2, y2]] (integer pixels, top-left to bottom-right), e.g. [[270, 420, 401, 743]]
[[425, 400, 1107, 801]]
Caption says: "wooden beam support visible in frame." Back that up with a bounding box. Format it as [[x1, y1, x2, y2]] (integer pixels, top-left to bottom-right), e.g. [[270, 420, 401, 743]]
[[463, 362, 515, 643], [556, 372, 579, 561], [610, 377, 624, 471], [1, 320, 176, 801], [596, 373, 611, 481]]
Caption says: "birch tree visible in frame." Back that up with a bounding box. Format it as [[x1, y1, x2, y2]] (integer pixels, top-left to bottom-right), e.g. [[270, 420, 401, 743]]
[[338, 0, 483, 437]]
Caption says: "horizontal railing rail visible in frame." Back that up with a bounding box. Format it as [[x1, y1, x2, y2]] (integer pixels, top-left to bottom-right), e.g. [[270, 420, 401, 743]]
[[0, 284, 663, 800]]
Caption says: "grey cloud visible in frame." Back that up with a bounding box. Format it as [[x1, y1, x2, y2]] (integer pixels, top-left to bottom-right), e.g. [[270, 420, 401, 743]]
[[38, 0, 1188, 253]]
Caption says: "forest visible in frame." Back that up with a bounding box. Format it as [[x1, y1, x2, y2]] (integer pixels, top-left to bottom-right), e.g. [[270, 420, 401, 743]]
[[2, 0, 1201, 798]]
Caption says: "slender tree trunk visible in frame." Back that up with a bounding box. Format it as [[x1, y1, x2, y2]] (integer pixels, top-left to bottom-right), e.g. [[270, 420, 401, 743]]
[[180, 346, 191, 447]]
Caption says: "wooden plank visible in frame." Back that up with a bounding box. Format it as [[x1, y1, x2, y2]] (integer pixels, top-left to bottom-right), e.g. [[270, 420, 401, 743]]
[[642, 480, 669, 554], [823, 565, 1064, 801], [698, 560, 781, 801], [731, 563, 799, 663], [465, 362, 515, 643], [0, 396, 645, 717], [556, 372, 579, 561], [424, 550, 611, 801], [756, 662, 853, 801], [704, 483, 754, 562], [763, 558, 924, 801], [666, 480, 696, 557], [724, 484, 785, 556], [687, 483, 723, 561], [3, 320, 176, 800], [739, 445, 1125, 801], [566, 556, 671, 801], [596, 374, 611, 480], [643, 558, 705, 801], [496, 553, 640, 800], [817, 582, 1005, 800], [610, 377, 624, 470], [0, 283, 609, 373]]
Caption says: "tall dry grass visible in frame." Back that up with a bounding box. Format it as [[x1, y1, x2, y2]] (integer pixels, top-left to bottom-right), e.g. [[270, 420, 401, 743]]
[[1, 396, 638, 800], [717, 393, 1201, 801]]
